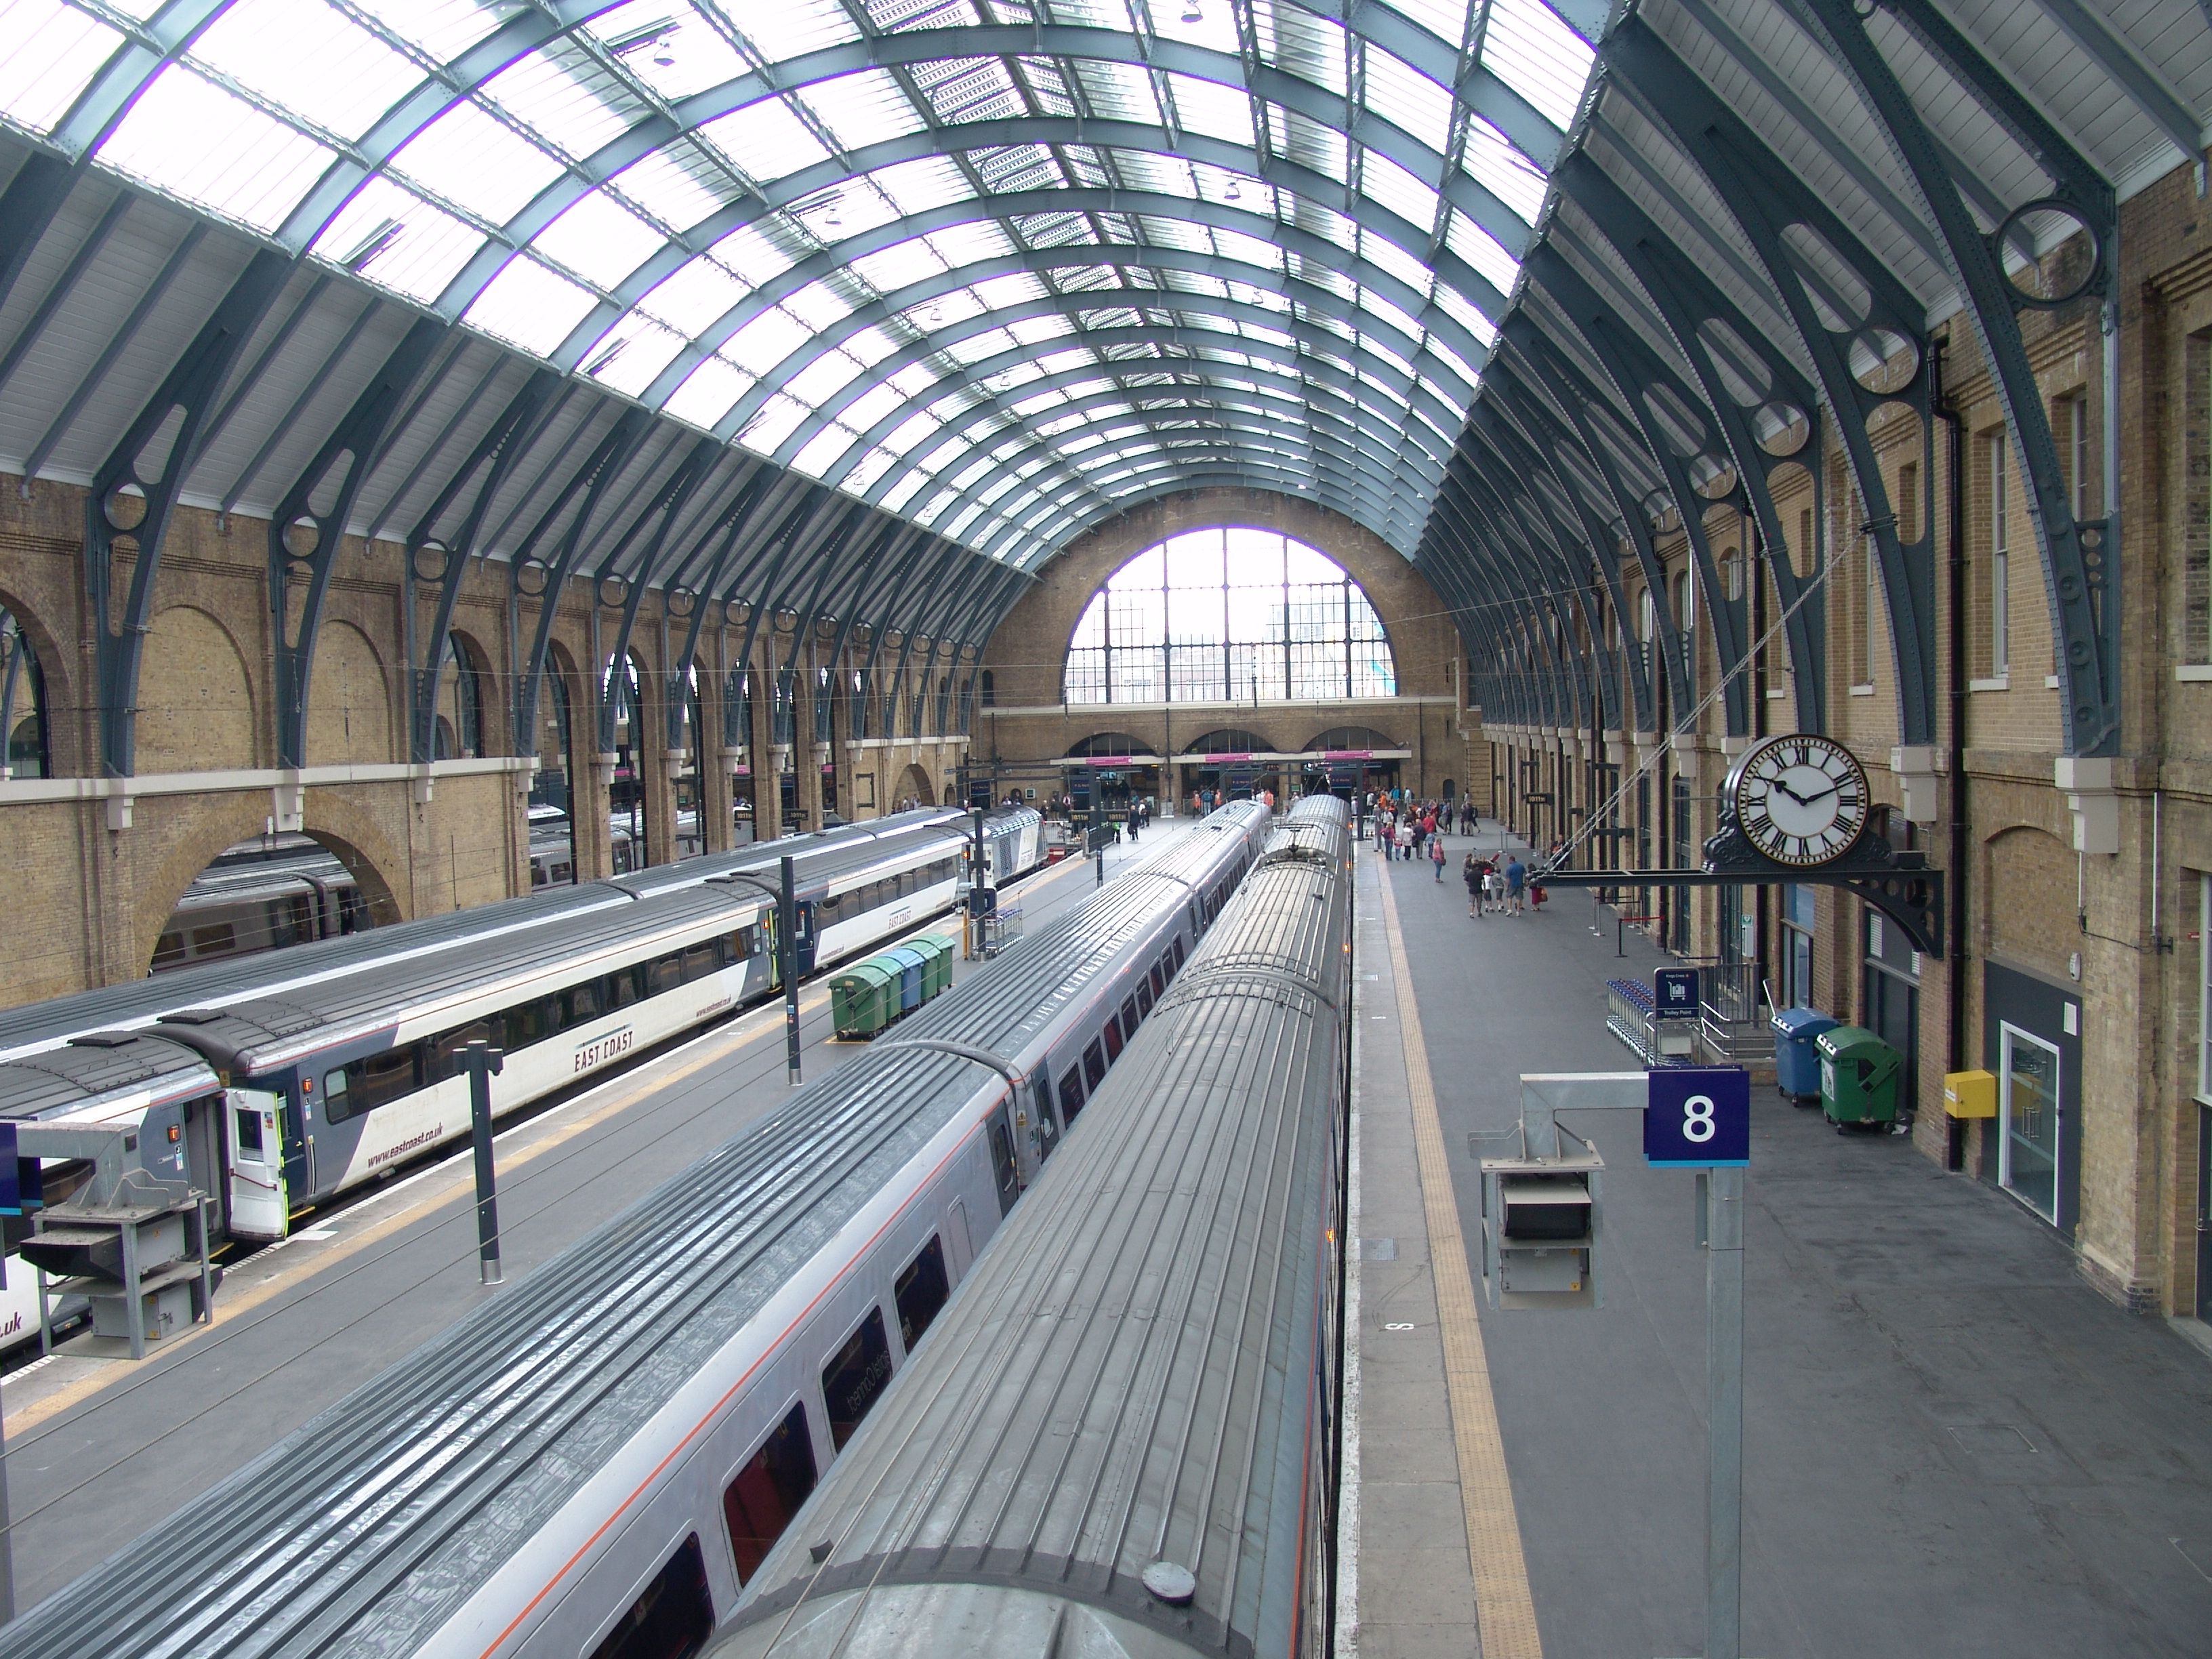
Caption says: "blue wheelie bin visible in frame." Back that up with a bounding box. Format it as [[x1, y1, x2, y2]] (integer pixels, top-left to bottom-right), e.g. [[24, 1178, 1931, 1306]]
[[884, 945, 926, 1015], [1771, 1008, 1839, 1106]]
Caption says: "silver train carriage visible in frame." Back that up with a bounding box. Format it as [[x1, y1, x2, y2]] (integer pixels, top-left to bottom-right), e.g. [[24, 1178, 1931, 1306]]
[[0, 802, 1274, 1659], [0, 809, 1041, 1342], [716, 794, 1355, 1659]]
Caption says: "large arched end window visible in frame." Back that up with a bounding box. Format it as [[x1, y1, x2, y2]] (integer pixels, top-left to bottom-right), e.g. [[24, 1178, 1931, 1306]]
[[1065, 529, 1395, 705], [1, 608, 50, 779]]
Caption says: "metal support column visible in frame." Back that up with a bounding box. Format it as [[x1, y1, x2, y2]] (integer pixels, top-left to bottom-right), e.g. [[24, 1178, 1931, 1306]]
[[464, 1042, 504, 1285], [1702, 1166, 1745, 1659]]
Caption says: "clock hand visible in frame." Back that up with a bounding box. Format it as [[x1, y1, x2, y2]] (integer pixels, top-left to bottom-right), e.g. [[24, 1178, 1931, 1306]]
[[1792, 781, 1841, 804], [1770, 779, 1814, 806]]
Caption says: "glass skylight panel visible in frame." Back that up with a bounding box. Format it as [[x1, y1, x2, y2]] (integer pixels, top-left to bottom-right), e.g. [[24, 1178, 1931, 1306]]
[[811, 178, 901, 241], [535, 188, 666, 287], [1431, 280, 1492, 342], [842, 324, 901, 367], [1361, 150, 1441, 234], [805, 72, 924, 155], [926, 221, 1015, 270], [581, 312, 689, 396], [1015, 54, 1076, 119], [1361, 46, 1452, 153], [663, 353, 755, 427], [785, 348, 865, 407], [641, 251, 753, 334], [697, 98, 832, 184], [313, 176, 485, 301], [843, 381, 908, 434], [190, 0, 424, 143], [615, 149, 733, 232], [916, 56, 1025, 124], [483, 42, 638, 161], [724, 305, 817, 375], [842, 445, 899, 493], [0, 0, 123, 136], [884, 408, 943, 456], [969, 272, 1049, 310], [98, 66, 335, 232], [1163, 73, 1254, 147], [464, 254, 599, 354], [1356, 287, 1420, 340], [1211, 228, 1283, 273], [1446, 209, 1521, 297], [947, 326, 1020, 367], [1359, 226, 1433, 295], [1462, 117, 1547, 226], [1376, 0, 1469, 45], [1275, 11, 1350, 97], [707, 222, 798, 291], [866, 156, 974, 216], [734, 0, 864, 66], [791, 423, 862, 478], [1480, 0, 1595, 132], [350, 0, 511, 58], [783, 278, 857, 331], [740, 390, 813, 453], [849, 234, 947, 293], [392, 99, 566, 223], [949, 451, 998, 491], [589, 5, 751, 102], [1425, 335, 1478, 387], [879, 471, 931, 513]]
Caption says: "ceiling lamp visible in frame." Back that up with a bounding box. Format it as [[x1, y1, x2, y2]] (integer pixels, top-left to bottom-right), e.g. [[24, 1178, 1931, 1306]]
[[652, 33, 675, 65], [1181, 1, 1203, 21], [1225, 178, 1242, 202], [825, 194, 844, 229]]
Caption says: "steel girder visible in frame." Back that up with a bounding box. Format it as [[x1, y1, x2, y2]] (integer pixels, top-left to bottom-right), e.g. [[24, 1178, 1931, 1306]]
[[1790, 0, 2121, 756], [0, 193, 133, 402], [1480, 373, 1655, 731], [0, 152, 90, 324], [1498, 321, 1694, 731], [82, 247, 289, 779], [659, 464, 787, 754], [1528, 247, 1753, 738], [1438, 442, 1591, 727], [1420, 464, 1565, 729], [1555, 151, 1830, 733], [220, 298, 382, 523], [1612, 20, 1940, 747], [270, 315, 447, 770], [592, 437, 723, 755]]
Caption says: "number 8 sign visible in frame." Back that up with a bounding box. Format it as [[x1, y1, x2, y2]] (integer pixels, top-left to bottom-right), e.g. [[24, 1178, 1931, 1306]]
[[1644, 1067, 1751, 1167]]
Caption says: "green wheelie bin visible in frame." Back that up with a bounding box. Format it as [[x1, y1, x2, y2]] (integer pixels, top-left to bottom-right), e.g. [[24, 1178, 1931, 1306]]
[[1816, 1025, 1903, 1131], [914, 935, 954, 999], [830, 959, 897, 1039]]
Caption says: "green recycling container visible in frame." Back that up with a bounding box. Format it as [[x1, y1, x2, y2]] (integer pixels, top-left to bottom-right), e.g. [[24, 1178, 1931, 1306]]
[[884, 945, 926, 1012], [915, 935, 954, 999], [830, 960, 896, 1038], [1815, 1025, 1903, 1129]]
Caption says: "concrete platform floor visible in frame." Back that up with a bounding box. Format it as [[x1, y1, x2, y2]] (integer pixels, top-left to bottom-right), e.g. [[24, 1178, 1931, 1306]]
[[1354, 818, 2212, 1659], [0, 822, 1186, 1614]]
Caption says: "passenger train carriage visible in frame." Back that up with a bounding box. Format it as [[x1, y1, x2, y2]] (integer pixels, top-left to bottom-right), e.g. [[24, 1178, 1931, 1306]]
[[0, 807, 1044, 1343], [717, 796, 1355, 1659], [0, 801, 1273, 1659]]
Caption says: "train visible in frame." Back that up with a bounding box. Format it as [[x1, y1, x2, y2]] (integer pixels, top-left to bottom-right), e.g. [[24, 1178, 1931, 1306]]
[[148, 805, 727, 975], [715, 794, 1355, 1659], [0, 801, 1276, 1659], [0, 806, 1046, 1344]]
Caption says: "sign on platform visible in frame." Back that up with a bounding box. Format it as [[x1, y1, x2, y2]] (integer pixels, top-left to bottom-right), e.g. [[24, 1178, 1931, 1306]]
[[1653, 967, 1700, 1015], [1644, 1066, 1750, 1168]]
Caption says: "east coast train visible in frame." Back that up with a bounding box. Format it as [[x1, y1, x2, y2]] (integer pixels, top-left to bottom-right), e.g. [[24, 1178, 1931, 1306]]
[[0, 806, 1046, 1344], [0, 802, 1275, 1659]]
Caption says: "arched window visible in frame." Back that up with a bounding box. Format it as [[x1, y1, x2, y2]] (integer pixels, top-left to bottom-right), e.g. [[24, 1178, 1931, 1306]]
[[1, 608, 49, 779], [435, 636, 481, 760], [1065, 528, 1395, 705], [979, 669, 995, 708]]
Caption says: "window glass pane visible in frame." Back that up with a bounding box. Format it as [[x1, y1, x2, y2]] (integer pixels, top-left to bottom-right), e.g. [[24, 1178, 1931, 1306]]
[[588, 1534, 712, 1659], [894, 1236, 950, 1351], [821, 1309, 894, 1450], [722, 1403, 817, 1584]]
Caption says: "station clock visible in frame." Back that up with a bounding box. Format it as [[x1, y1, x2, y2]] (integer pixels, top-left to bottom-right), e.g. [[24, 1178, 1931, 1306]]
[[1724, 733, 1871, 868]]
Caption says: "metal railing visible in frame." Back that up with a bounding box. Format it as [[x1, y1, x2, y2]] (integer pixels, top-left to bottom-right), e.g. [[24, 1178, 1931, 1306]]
[[1698, 960, 1774, 1064]]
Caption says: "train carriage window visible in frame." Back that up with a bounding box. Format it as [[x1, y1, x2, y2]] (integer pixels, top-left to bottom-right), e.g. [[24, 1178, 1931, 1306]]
[[729, 927, 754, 962], [152, 932, 187, 970], [1033, 1078, 1059, 1159], [610, 964, 644, 1009], [1135, 981, 1153, 1017], [820, 1309, 894, 1451], [1103, 1016, 1124, 1062], [348, 1046, 421, 1112], [1171, 938, 1186, 970], [647, 951, 684, 996], [722, 1403, 818, 1584], [588, 1534, 712, 1659], [564, 981, 603, 1026], [506, 995, 562, 1049], [432, 1021, 495, 1080], [1122, 994, 1142, 1032], [321, 1067, 351, 1122], [1149, 964, 1165, 998], [894, 1237, 950, 1352], [679, 942, 716, 983], [1082, 1038, 1107, 1090], [1058, 1069, 1084, 1128]]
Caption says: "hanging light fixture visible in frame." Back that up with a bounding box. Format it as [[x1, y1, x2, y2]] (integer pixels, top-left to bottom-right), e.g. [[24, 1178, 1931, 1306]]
[[824, 192, 844, 229], [652, 33, 675, 65], [1225, 177, 1242, 201], [1181, 1, 1203, 22]]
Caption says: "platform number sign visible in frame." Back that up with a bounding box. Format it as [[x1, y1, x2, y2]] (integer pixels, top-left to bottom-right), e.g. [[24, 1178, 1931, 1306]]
[[1644, 1067, 1750, 1168]]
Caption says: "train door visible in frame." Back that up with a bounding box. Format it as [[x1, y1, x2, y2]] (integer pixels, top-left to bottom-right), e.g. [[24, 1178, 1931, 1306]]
[[793, 901, 819, 975], [226, 1088, 289, 1240], [1031, 1076, 1059, 1169], [987, 1105, 1019, 1215]]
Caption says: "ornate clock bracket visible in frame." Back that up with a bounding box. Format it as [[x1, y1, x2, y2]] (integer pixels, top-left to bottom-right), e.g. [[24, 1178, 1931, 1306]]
[[1537, 807, 1947, 959]]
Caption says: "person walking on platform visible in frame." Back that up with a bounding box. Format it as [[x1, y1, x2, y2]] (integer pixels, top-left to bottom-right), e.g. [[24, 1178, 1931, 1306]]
[[1394, 819, 1414, 862], [1429, 836, 1447, 882], [1464, 851, 1484, 916], [1504, 853, 1528, 916]]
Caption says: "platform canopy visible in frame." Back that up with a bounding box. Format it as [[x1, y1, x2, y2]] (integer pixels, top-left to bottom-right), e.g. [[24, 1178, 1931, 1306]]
[[0, 0, 2209, 699]]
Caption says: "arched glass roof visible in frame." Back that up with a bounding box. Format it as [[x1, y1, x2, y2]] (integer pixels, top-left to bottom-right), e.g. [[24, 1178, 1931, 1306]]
[[0, 0, 1601, 568]]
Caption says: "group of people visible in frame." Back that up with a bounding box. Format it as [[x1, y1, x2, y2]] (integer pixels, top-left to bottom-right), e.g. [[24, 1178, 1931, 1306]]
[[1364, 790, 1469, 880], [1462, 849, 1538, 917]]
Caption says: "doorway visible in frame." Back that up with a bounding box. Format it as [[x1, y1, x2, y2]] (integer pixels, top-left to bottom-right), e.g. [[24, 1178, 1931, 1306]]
[[1999, 1023, 2062, 1223]]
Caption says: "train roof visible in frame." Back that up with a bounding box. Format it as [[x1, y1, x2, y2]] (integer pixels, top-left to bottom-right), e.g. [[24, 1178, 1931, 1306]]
[[0, 810, 968, 1065], [0, 1033, 222, 1124], [715, 813, 1352, 1659], [0, 808, 1265, 1659]]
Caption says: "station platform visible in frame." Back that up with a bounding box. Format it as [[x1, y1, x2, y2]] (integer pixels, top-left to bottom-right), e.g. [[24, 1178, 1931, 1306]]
[[0, 820, 1183, 1612], [1347, 821, 2212, 1658]]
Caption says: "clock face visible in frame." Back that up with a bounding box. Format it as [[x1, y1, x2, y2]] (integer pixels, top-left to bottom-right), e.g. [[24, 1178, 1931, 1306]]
[[1730, 735, 1870, 867]]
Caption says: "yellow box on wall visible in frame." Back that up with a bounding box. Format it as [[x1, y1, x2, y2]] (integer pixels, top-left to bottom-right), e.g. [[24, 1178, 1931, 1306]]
[[1944, 1069, 1996, 1119]]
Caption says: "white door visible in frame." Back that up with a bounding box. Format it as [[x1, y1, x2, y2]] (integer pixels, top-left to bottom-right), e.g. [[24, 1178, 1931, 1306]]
[[1998, 1025, 2061, 1223], [226, 1088, 289, 1241]]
